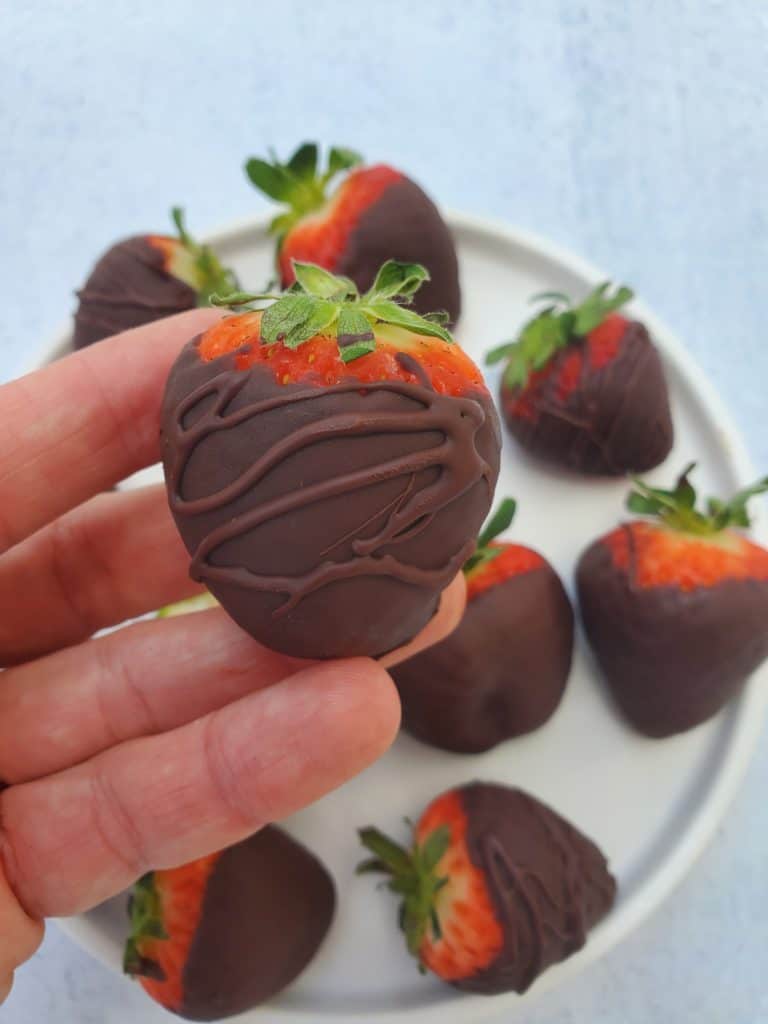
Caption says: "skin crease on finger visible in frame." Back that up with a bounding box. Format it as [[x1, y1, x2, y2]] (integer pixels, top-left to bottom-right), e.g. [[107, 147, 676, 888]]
[[0, 658, 402, 919]]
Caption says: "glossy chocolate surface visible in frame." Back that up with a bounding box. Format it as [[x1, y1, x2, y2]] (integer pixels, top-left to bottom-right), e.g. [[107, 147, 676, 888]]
[[336, 177, 461, 324], [391, 560, 574, 752], [161, 339, 500, 658], [178, 827, 335, 1020], [73, 236, 196, 348], [500, 321, 673, 475], [577, 531, 768, 736], [455, 783, 615, 995]]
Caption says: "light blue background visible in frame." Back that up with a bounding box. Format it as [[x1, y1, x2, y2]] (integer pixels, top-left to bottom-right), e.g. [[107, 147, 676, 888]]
[[2, 1, 767, 1021]]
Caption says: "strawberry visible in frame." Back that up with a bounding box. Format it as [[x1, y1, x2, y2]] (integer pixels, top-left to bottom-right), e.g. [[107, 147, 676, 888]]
[[124, 827, 335, 1021], [245, 142, 461, 323], [160, 260, 499, 659], [358, 782, 615, 995], [577, 464, 768, 737], [73, 208, 238, 349], [486, 283, 673, 474], [390, 498, 573, 752]]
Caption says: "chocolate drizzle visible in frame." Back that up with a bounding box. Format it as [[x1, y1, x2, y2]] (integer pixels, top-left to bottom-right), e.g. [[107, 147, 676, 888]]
[[161, 339, 500, 657], [500, 321, 674, 475], [455, 784, 615, 995]]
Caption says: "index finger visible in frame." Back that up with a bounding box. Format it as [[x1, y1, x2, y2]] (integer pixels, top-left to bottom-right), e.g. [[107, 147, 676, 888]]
[[0, 308, 222, 554]]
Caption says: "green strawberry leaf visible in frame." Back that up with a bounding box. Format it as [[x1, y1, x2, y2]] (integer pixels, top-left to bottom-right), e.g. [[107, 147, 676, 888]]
[[337, 307, 375, 362], [244, 157, 295, 201], [627, 465, 768, 534], [260, 294, 324, 348], [418, 826, 451, 873], [292, 260, 357, 300], [477, 498, 517, 548], [327, 145, 363, 178], [287, 142, 318, 179], [362, 300, 452, 342], [366, 260, 430, 302], [487, 281, 633, 390], [168, 207, 240, 307]]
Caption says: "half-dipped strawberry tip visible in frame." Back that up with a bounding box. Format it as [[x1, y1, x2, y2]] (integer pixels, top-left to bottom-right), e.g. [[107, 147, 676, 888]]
[[487, 283, 673, 475], [73, 208, 238, 349], [391, 498, 573, 752], [577, 464, 768, 736], [358, 782, 615, 995], [245, 142, 461, 322]]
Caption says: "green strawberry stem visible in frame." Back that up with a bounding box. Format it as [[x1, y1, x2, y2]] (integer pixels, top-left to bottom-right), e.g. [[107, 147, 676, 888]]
[[463, 497, 517, 574], [485, 281, 633, 389], [211, 259, 453, 364], [244, 142, 363, 244], [123, 873, 167, 978], [170, 207, 240, 306], [357, 824, 451, 965], [627, 463, 768, 535]]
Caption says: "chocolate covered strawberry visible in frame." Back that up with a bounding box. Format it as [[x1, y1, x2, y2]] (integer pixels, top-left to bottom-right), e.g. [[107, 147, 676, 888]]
[[160, 260, 499, 659], [390, 499, 573, 752], [124, 828, 335, 1020], [245, 142, 461, 322], [73, 208, 238, 349], [486, 283, 673, 475], [577, 465, 768, 737], [358, 782, 615, 994]]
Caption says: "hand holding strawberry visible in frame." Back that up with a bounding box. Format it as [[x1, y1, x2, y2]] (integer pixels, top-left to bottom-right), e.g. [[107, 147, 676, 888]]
[[161, 259, 499, 658]]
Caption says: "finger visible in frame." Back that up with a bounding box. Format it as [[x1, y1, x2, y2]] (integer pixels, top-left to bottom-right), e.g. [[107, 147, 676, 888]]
[[0, 864, 44, 986], [0, 485, 201, 666], [0, 609, 307, 784], [0, 307, 222, 555], [379, 572, 466, 669], [0, 658, 400, 918]]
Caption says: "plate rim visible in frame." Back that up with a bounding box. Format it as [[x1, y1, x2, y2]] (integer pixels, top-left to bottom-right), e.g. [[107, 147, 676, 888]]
[[36, 210, 767, 1024]]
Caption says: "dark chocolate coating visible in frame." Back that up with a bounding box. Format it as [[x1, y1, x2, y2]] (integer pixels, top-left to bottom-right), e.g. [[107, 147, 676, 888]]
[[456, 784, 615, 995], [161, 340, 500, 658], [500, 321, 674, 475], [577, 532, 768, 737], [336, 178, 461, 324], [391, 560, 574, 752], [178, 827, 334, 1020], [73, 236, 197, 349]]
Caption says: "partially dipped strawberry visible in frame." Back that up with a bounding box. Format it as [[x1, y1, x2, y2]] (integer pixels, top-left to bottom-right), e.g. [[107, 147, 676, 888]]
[[124, 828, 335, 1021], [358, 782, 615, 995], [160, 260, 500, 659], [245, 142, 460, 323], [486, 283, 673, 475], [390, 499, 573, 752], [577, 465, 768, 737], [73, 208, 238, 349]]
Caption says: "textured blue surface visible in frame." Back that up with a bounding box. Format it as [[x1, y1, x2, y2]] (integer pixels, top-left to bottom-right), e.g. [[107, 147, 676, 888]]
[[2, 2, 767, 1021]]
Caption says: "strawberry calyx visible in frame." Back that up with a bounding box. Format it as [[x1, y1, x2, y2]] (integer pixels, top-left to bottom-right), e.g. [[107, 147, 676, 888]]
[[486, 282, 633, 389], [212, 258, 452, 364], [357, 824, 451, 967], [161, 207, 240, 305], [463, 498, 517, 575], [123, 872, 168, 980], [627, 463, 768, 536], [245, 142, 363, 244]]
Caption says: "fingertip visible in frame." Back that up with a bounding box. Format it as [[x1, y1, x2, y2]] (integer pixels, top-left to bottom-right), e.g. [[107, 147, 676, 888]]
[[379, 573, 467, 669]]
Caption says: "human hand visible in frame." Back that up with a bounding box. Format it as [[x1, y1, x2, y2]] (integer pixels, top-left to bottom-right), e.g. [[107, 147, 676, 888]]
[[0, 309, 465, 1002]]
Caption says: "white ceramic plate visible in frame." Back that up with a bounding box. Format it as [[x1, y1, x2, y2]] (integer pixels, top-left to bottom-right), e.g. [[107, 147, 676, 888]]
[[36, 213, 767, 1023]]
